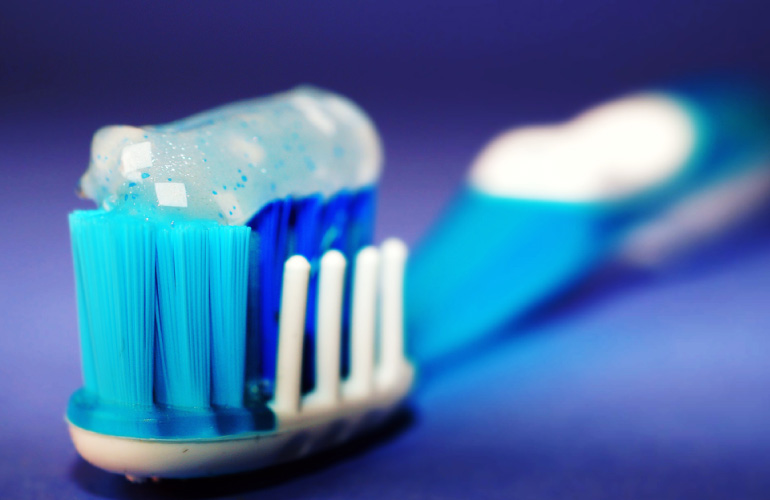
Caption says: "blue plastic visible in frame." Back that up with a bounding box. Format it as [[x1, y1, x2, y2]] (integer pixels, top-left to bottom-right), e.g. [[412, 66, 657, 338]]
[[406, 81, 770, 364]]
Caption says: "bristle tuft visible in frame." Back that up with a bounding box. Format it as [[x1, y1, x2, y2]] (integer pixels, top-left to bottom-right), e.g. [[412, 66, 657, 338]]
[[70, 212, 156, 407], [154, 224, 212, 408], [210, 226, 251, 407], [70, 212, 251, 411]]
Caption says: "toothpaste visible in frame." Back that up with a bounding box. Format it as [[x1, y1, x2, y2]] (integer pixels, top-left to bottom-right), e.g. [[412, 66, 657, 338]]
[[78, 86, 382, 225]]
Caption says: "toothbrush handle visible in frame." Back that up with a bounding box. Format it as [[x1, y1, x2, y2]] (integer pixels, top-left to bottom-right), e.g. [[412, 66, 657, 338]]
[[406, 191, 620, 365]]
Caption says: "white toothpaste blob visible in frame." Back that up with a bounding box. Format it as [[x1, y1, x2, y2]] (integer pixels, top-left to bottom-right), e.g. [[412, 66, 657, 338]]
[[79, 86, 383, 224], [469, 93, 697, 202]]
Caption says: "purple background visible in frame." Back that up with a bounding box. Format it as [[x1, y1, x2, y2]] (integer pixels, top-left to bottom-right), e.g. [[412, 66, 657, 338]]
[[2, 1, 770, 498]]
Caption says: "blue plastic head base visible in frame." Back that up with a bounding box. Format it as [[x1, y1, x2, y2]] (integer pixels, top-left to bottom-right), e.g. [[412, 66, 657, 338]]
[[67, 389, 276, 440]]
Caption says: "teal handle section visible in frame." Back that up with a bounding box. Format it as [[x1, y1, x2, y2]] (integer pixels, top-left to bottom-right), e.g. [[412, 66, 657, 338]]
[[406, 193, 624, 363], [407, 80, 770, 365]]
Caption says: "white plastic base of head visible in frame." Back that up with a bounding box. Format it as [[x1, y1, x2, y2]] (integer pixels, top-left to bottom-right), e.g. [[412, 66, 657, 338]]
[[68, 363, 413, 481]]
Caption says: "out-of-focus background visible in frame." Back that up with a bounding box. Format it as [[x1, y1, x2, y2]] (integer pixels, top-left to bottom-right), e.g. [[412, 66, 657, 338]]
[[2, 1, 770, 498]]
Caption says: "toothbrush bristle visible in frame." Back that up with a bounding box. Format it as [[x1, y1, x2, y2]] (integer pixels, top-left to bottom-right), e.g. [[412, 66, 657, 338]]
[[70, 211, 156, 407], [314, 250, 348, 405], [273, 255, 312, 415], [347, 246, 380, 396], [70, 212, 252, 410], [379, 239, 409, 385], [209, 227, 251, 407], [153, 223, 251, 408]]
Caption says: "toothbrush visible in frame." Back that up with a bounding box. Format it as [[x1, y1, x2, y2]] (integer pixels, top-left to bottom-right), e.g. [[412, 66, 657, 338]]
[[407, 80, 770, 365], [67, 87, 414, 480]]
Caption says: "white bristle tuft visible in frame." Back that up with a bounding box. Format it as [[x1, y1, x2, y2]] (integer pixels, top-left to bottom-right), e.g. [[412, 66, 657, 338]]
[[346, 246, 380, 398], [378, 239, 408, 385], [273, 255, 311, 415], [314, 250, 347, 405]]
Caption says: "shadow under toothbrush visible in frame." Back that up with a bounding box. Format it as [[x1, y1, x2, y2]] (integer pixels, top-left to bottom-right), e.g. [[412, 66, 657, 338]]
[[417, 201, 770, 384], [69, 405, 416, 499]]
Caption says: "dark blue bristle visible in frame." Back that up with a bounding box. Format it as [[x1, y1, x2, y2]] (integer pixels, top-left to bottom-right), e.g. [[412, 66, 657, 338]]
[[245, 188, 376, 396], [291, 196, 323, 393], [154, 222, 251, 409], [247, 198, 291, 397], [209, 226, 251, 407]]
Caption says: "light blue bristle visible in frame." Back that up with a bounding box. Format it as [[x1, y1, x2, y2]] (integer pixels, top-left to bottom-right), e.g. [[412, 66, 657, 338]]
[[69, 212, 156, 407], [249, 199, 291, 393], [70, 224, 97, 393], [209, 226, 251, 407], [70, 211, 252, 412], [153, 222, 252, 409], [245, 189, 377, 395], [155, 224, 212, 408]]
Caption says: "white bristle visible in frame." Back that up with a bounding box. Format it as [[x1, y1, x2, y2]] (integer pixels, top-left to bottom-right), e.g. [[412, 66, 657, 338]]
[[314, 250, 347, 405], [273, 255, 311, 415], [346, 246, 380, 397], [378, 238, 408, 385]]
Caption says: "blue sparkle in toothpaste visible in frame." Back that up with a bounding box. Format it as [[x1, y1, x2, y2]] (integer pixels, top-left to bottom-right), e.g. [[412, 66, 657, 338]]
[[78, 86, 382, 224]]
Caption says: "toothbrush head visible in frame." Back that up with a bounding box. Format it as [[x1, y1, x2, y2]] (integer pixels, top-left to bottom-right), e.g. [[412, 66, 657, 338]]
[[66, 87, 411, 481], [68, 237, 413, 480]]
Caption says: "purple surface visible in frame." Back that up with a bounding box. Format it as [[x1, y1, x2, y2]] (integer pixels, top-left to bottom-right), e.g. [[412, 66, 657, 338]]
[[3, 1, 770, 498]]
